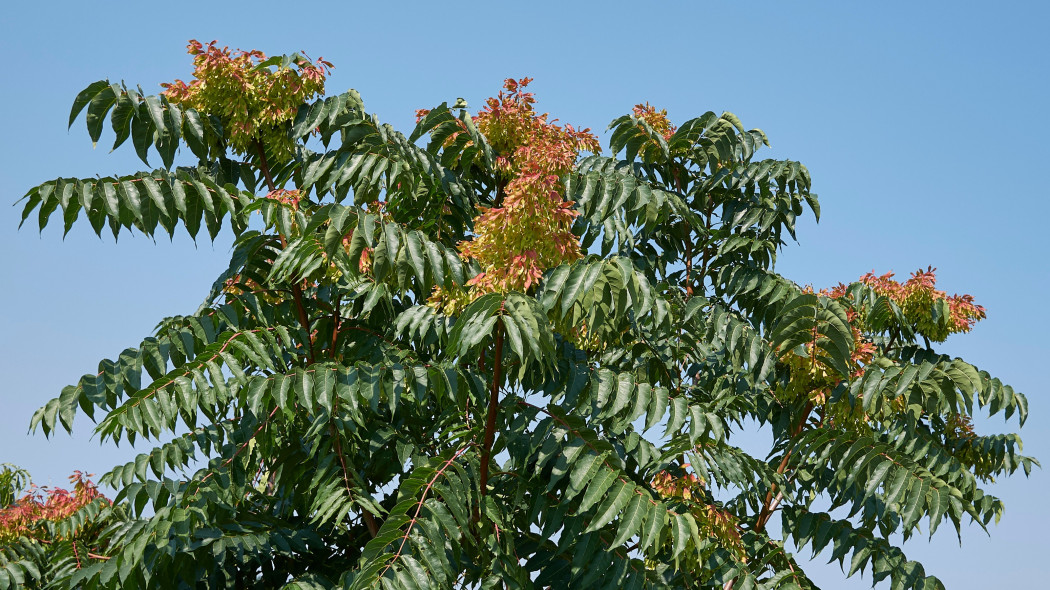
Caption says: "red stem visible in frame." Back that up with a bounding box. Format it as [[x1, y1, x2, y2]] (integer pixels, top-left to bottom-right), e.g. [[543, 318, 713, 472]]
[[330, 295, 341, 357], [255, 139, 315, 364], [35, 538, 110, 561], [754, 402, 813, 532], [727, 402, 813, 590], [476, 320, 504, 520], [325, 295, 375, 536]]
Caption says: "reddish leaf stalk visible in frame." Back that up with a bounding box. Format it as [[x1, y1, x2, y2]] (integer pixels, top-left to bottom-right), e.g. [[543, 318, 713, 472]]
[[754, 402, 812, 532], [198, 406, 280, 488], [684, 232, 693, 299], [330, 420, 378, 538], [698, 205, 714, 288], [255, 139, 278, 193], [377, 445, 472, 581], [124, 328, 269, 411], [34, 538, 110, 561]]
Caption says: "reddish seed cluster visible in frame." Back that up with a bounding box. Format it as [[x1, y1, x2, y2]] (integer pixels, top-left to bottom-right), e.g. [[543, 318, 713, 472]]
[[632, 102, 677, 141], [850, 333, 878, 376], [265, 188, 304, 209], [858, 267, 986, 342], [650, 467, 746, 562], [358, 247, 374, 274], [945, 413, 978, 444], [222, 273, 277, 302], [797, 284, 876, 380], [0, 472, 107, 543], [652, 468, 705, 501], [820, 268, 986, 345], [458, 78, 600, 294], [783, 268, 987, 418], [162, 40, 332, 160]]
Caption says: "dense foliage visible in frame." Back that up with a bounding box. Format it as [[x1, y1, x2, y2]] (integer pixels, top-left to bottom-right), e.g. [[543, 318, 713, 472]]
[[5, 42, 1036, 589], [0, 468, 113, 585]]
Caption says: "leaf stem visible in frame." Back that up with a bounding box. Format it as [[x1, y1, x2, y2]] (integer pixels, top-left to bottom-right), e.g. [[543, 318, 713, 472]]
[[885, 329, 899, 356], [36, 538, 110, 561], [326, 292, 376, 537]]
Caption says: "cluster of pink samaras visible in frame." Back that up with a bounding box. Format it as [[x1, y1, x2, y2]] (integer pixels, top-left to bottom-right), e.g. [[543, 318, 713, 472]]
[[823, 267, 986, 339], [265, 188, 304, 209], [161, 40, 332, 160], [861, 267, 985, 334], [632, 102, 677, 141], [651, 466, 746, 561], [162, 40, 331, 103], [0, 472, 108, 542], [457, 78, 600, 294]]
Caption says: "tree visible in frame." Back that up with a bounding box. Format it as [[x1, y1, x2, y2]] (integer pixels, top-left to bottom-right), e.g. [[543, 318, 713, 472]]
[[5, 41, 1036, 589]]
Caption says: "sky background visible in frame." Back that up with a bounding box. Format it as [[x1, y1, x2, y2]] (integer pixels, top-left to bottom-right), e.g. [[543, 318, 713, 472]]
[[1, 1, 1047, 587]]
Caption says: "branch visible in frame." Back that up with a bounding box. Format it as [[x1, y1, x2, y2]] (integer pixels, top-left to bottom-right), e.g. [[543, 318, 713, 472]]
[[196, 406, 280, 489], [254, 139, 278, 194], [330, 294, 341, 358], [331, 421, 378, 538], [728, 402, 813, 590], [255, 138, 315, 364], [476, 318, 504, 521], [376, 445, 472, 581], [325, 301, 378, 538], [697, 203, 715, 292]]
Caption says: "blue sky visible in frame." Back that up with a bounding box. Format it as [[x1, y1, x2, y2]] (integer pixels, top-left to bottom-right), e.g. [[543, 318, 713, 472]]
[[1, 1, 1047, 587]]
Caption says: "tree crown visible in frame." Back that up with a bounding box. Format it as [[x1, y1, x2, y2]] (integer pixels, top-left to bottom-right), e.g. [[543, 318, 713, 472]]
[[4, 41, 1035, 590]]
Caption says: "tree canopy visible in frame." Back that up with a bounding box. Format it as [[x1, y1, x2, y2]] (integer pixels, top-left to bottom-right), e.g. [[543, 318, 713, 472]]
[[3, 41, 1036, 589]]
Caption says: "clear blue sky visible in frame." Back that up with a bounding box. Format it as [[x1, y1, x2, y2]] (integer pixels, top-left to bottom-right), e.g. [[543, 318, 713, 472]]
[[1, 1, 1046, 587]]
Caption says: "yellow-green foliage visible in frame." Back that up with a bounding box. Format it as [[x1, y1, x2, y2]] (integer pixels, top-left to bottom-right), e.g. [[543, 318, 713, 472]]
[[162, 40, 331, 161]]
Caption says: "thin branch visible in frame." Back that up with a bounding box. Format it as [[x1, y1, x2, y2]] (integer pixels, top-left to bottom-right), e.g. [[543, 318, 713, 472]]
[[697, 204, 715, 292], [377, 445, 472, 581], [326, 296, 378, 537], [196, 406, 280, 490], [331, 421, 378, 538], [674, 166, 694, 300], [254, 139, 278, 194]]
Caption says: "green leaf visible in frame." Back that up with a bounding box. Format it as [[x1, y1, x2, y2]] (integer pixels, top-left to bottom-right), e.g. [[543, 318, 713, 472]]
[[585, 480, 634, 533], [448, 293, 502, 357], [611, 493, 647, 546], [69, 80, 110, 129]]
